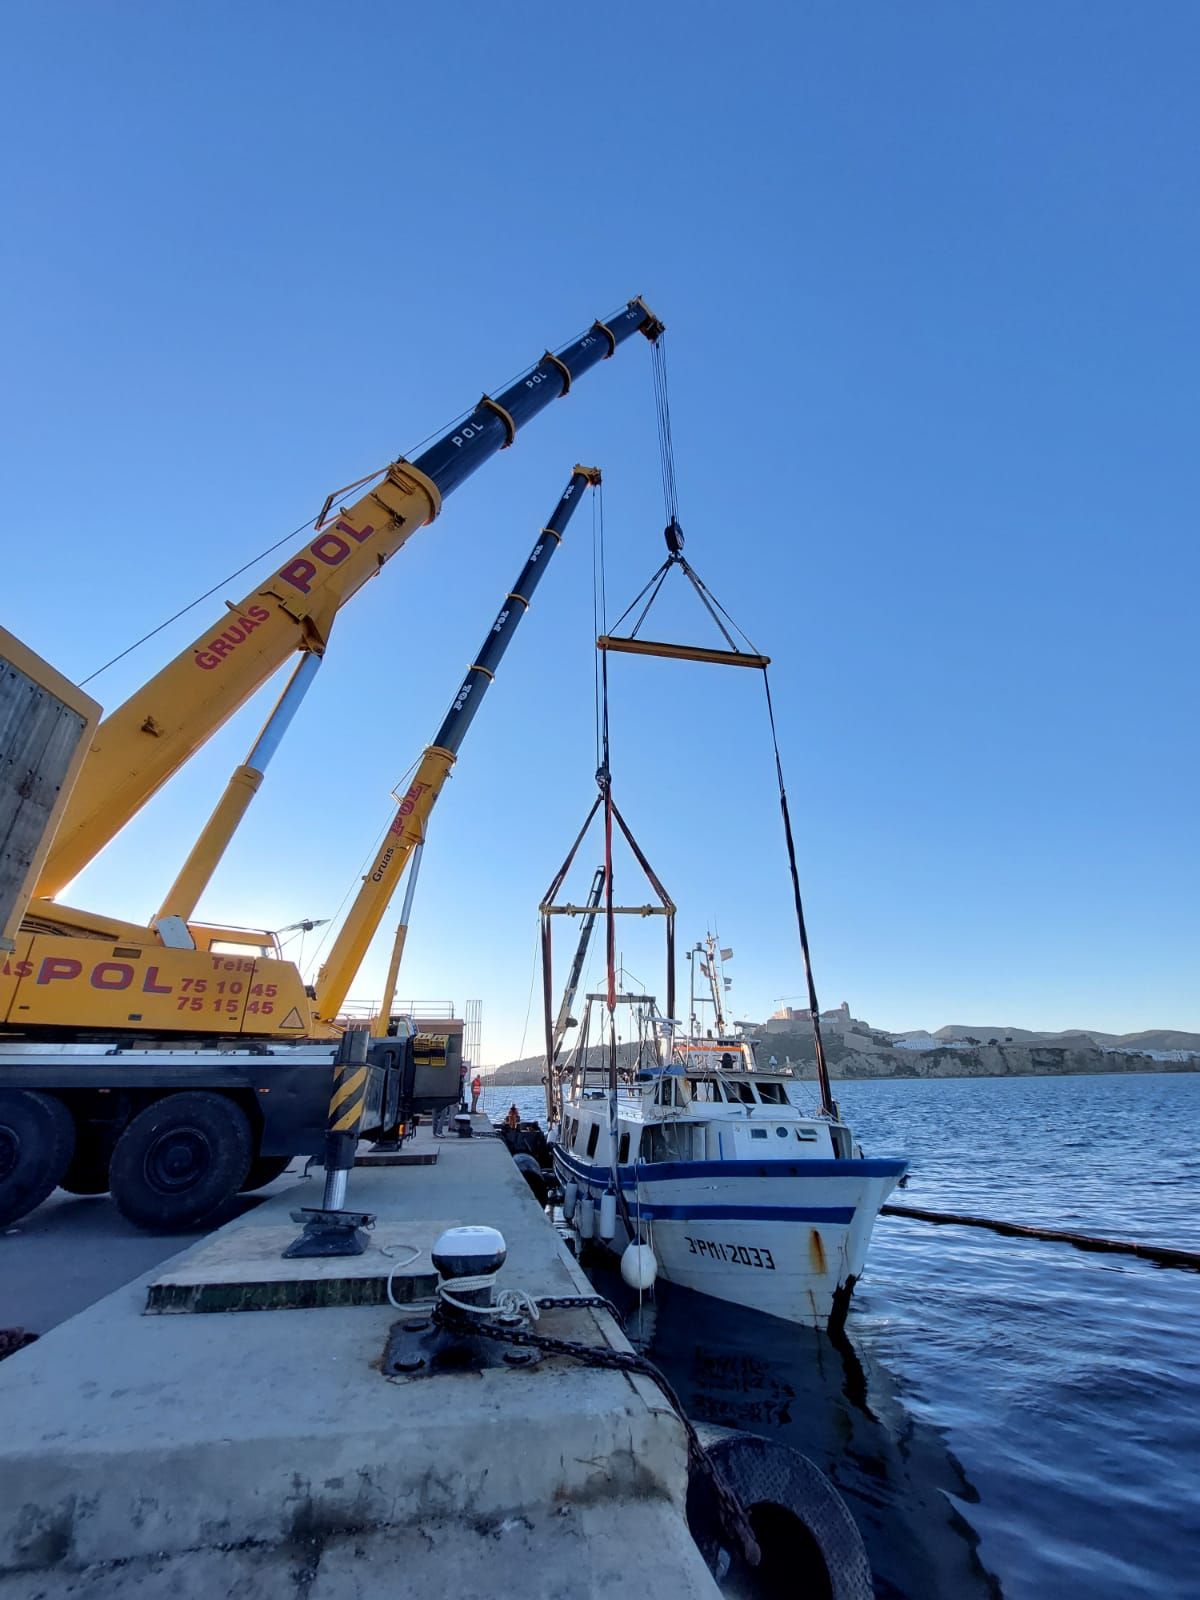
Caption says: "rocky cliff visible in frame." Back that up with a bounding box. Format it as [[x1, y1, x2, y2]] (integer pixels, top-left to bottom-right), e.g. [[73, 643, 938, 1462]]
[[486, 1033, 1195, 1085], [762, 1029, 1191, 1080]]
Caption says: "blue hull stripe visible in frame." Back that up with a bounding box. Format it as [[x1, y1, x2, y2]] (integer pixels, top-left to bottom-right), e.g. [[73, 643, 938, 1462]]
[[554, 1146, 906, 1188], [633, 1203, 854, 1223]]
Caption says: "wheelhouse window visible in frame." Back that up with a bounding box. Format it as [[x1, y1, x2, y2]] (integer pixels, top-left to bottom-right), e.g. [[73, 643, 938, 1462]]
[[618, 1130, 630, 1164], [642, 1123, 699, 1163], [585, 1123, 600, 1158]]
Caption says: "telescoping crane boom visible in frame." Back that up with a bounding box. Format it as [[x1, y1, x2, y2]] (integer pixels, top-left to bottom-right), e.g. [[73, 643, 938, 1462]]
[[312, 468, 600, 1027], [32, 298, 662, 906], [0, 472, 600, 1233], [1, 300, 661, 1041]]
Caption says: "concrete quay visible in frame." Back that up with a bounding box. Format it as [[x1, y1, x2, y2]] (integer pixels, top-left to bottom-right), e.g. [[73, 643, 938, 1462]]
[[0, 1123, 719, 1597]]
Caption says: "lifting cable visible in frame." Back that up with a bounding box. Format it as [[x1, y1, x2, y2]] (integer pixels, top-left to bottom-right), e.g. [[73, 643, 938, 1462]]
[[589, 476, 619, 1023], [589, 476, 645, 1244], [651, 334, 681, 534], [602, 335, 839, 1118], [78, 512, 323, 686]]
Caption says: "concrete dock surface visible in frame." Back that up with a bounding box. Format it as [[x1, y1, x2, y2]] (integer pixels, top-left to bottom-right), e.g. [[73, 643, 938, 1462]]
[[0, 1124, 719, 1597], [1, 1179, 295, 1337]]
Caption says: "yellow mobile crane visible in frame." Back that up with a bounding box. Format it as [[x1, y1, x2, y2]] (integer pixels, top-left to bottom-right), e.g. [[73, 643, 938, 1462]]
[[0, 299, 660, 1233], [0, 466, 605, 1228], [1, 298, 660, 1042]]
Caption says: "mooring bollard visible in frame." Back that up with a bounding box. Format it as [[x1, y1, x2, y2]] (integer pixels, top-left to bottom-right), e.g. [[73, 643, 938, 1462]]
[[284, 1028, 377, 1258]]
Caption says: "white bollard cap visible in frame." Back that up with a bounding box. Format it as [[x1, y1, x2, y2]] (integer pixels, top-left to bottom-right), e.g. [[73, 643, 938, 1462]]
[[432, 1225, 507, 1280]]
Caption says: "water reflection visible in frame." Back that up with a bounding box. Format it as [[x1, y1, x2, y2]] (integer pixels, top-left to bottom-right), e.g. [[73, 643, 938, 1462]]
[[526, 1074, 1200, 1598], [595, 1267, 999, 1600]]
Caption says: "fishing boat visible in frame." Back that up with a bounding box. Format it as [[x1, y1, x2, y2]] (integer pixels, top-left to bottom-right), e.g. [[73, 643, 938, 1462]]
[[550, 960, 907, 1329], [541, 341, 906, 1328]]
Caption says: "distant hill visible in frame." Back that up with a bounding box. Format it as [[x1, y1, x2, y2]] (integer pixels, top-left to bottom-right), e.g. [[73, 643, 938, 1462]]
[[934, 1024, 1200, 1053], [485, 1015, 1200, 1083], [934, 1025, 1040, 1043], [1110, 1029, 1200, 1053], [486, 1041, 645, 1088]]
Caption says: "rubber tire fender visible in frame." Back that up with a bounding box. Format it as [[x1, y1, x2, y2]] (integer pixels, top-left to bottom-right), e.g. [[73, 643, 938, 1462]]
[[687, 1428, 873, 1600], [0, 1090, 76, 1227], [512, 1152, 549, 1207], [239, 1155, 293, 1193], [108, 1092, 252, 1232]]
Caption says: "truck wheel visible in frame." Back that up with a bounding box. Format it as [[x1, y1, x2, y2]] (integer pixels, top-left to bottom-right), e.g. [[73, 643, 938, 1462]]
[[239, 1155, 293, 1192], [0, 1091, 76, 1227], [109, 1093, 252, 1231]]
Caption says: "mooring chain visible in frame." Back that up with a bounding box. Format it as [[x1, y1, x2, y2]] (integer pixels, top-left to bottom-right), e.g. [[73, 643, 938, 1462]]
[[529, 1292, 628, 1326], [431, 1298, 761, 1568]]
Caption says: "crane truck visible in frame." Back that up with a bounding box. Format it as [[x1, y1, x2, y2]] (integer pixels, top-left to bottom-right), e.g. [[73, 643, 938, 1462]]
[[4, 298, 659, 1042], [0, 296, 659, 1230]]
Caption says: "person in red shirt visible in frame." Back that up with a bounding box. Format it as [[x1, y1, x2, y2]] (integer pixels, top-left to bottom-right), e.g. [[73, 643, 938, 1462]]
[[470, 1074, 482, 1113]]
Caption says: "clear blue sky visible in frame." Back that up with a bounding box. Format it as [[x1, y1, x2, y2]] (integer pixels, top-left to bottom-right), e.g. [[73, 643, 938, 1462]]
[[4, 3, 1197, 1061]]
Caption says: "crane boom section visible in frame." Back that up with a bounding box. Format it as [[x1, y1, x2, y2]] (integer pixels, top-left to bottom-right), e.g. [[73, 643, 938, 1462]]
[[312, 468, 599, 1023], [36, 463, 439, 899], [37, 300, 660, 897]]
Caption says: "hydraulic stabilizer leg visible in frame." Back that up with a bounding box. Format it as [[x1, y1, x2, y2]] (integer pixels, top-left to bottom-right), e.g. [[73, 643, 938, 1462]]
[[284, 1029, 376, 1257]]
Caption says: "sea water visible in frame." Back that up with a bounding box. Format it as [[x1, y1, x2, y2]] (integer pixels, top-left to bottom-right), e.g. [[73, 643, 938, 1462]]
[[486, 1072, 1200, 1599]]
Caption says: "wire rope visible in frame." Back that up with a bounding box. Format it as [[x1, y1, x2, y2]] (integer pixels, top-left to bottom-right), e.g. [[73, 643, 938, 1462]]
[[78, 303, 636, 689], [644, 337, 839, 1113], [78, 513, 322, 685], [650, 335, 680, 527]]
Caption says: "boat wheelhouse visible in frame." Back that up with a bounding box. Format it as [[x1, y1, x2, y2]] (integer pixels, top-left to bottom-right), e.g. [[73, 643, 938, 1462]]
[[553, 1001, 906, 1328]]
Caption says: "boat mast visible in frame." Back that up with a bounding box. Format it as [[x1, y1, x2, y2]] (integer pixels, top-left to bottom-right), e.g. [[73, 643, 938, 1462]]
[[703, 933, 727, 1034]]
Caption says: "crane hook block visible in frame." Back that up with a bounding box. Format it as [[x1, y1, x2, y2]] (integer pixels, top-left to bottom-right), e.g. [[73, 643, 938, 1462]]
[[664, 518, 685, 556]]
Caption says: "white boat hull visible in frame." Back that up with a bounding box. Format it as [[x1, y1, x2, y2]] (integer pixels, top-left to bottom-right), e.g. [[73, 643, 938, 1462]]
[[554, 1146, 904, 1328]]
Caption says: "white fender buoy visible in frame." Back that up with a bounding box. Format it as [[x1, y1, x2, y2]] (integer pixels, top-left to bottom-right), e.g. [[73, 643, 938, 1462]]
[[599, 1189, 617, 1242], [578, 1195, 595, 1240], [621, 1242, 658, 1290], [562, 1179, 578, 1222]]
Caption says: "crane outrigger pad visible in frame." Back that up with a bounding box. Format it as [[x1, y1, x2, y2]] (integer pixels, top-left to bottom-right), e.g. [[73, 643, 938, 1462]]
[[597, 635, 770, 669]]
